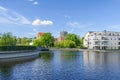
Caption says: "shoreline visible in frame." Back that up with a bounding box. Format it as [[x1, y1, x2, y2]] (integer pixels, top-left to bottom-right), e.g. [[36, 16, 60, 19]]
[[49, 48, 87, 51], [49, 48, 120, 52]]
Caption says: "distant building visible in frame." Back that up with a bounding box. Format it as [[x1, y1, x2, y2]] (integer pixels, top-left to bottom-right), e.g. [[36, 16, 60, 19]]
[[57, 36, 65, 42], [54, 31, 68, 43], [84, 30, 120, 50], [57, 31, 68, 41], [60, 31, 68, 38], [37, 32, 44, 38]]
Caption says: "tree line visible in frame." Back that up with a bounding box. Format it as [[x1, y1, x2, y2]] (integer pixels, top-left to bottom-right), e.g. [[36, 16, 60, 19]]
[[0, 32, 84, 48], [34, 32, 84, 48], [0, 32, 32, 46], [0, 32, 36, 51]]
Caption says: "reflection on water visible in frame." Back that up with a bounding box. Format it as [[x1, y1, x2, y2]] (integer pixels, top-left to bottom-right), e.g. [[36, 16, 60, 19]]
[[40, 52, 54, 62], [83, 51, 120, 80], [0, 51, 120, 80], [0, 57, 37, 80], [59, 51, 81, 61], [0, 65, 13, 80]]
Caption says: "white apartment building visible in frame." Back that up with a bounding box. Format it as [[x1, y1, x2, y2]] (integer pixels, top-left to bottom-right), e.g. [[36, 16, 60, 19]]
[[84, 30, 120, 50]]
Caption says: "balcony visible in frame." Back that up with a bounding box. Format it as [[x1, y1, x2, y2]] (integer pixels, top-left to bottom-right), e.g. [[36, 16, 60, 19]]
[[101, 37, 108, 40]]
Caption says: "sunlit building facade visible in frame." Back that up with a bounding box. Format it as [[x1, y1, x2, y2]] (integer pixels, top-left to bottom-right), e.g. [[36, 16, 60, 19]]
[[84, 30, 120, 50]]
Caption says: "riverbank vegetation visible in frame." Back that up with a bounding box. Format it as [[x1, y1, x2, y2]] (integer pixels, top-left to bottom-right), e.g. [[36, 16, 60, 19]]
[[34, 33, 84, 48], [34, 33, 54, 47], [0, 32, 33, 46], [0, 32, 85, 49], [0, 32, 36, 51]]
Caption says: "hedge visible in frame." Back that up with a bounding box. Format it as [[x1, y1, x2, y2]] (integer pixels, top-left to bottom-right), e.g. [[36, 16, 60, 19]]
[[0, 46, 36, 51]]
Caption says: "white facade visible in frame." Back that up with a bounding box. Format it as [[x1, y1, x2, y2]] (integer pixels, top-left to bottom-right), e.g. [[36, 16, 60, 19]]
[[84, 30, 120, 50]]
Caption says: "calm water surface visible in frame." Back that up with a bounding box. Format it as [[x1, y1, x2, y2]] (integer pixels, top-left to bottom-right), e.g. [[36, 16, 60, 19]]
[[0, 50, 120, 80]]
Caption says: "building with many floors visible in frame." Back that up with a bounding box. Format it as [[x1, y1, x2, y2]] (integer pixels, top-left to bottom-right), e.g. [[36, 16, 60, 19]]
[[84, 30, 120, 50]]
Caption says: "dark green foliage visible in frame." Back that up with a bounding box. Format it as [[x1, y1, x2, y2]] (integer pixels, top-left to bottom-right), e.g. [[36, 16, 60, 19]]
[[0, 46, 36, 51]]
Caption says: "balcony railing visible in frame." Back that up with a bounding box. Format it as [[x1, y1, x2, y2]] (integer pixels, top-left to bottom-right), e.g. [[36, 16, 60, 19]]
[[93, 43, 109, 46]]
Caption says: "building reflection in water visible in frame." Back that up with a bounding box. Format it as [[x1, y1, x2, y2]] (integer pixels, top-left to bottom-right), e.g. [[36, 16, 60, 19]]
[[83, 51, 120, 68], [83, 51, 120, 79]]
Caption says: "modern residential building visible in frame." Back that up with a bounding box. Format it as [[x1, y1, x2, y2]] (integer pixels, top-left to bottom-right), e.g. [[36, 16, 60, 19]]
[[84, 30, 120, 50]]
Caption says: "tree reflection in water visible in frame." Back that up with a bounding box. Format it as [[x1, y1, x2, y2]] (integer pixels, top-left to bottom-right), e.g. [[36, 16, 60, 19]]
[[0, 57, 37, 80], [59, 51, 81, 61], [39, 52, 54, 62]]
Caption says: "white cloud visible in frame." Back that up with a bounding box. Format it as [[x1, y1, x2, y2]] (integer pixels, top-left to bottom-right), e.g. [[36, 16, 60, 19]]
[[27, 32, 36, 35], [0, 6, 7, 11], [67, 22, 87, 28], [33, 1, 38, 5], [64, 15, 71, 19], [32, 19, 53, 26], [28, 0, 34, 2], [26, 28, 38, 37], [108, 25, 120, 29], [33, 28, 37, 32], [27, 0, 38, 5], [0, 6, 31, 25], [68, 28, 74, 33], [107, 25, 120, 31]]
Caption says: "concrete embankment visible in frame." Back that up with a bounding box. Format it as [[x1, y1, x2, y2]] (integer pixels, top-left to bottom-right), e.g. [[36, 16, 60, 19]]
[[0, 50, 40, 62], [0, 49, 53, 62], [0, 50, 37, 54]]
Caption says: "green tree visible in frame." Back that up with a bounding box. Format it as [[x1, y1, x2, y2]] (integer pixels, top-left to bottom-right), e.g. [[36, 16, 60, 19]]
[[65, 33, 80, 46], [17, 37, 32, 46], [63, 40, 76, 48], [34, 38, 42, 46], [34, 33, 54, 47], [79, 37, 84, 48], [55, 40, 76, 48], [0, 32, 17, 46]]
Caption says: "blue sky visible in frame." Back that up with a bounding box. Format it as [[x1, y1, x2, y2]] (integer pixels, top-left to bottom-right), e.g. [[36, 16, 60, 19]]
[[0, 0, 120, 38]]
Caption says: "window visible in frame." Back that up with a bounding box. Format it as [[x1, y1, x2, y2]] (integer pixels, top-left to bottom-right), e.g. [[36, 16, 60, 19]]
[[118, 42, 120, 45], [109, 33, 111, 36]]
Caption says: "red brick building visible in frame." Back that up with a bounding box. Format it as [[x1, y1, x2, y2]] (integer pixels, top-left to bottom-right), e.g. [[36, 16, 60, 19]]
[[37, 32, 44, 38]]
